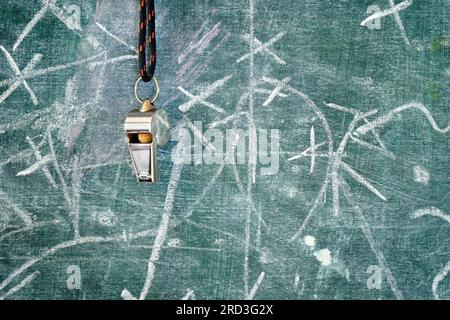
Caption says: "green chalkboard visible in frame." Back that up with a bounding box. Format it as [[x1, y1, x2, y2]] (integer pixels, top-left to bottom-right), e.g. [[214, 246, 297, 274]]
[[0, 0, 449, 300]]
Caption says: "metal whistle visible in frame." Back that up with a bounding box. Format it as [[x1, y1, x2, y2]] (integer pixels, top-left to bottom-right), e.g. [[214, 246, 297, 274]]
[[125, 78, 170, 183]]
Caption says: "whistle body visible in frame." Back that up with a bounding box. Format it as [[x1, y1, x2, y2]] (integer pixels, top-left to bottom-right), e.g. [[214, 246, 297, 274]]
[[124, 105, 170, 183], [124, 109, 158, 182]]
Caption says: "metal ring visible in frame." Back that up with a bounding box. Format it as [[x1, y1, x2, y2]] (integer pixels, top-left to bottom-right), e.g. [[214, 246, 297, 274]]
[[134, 76, 160, 104]]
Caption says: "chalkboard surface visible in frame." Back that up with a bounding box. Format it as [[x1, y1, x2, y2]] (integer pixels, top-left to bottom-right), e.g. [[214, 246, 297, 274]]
[[0, 0, 449, 300]]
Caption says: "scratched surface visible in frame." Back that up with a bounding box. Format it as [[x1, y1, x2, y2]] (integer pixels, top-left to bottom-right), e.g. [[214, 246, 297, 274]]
[[0, 0, 449, 300]]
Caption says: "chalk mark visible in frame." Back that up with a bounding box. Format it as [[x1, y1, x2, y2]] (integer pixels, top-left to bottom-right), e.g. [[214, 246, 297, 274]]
[[137, 161, 184, 300], [178, 75, 232, 113], [0, 271, 40, 300], [245, 271, 265, 300], [360, 0, 412, 46], [0, 47, 42, 105], [13, 0, 82, 51], [95, 22, 136, 53], [340, 177, 404, 299], [237, 32, 286, 64]]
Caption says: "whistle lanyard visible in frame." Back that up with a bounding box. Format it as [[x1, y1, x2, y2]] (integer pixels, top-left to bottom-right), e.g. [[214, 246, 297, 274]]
[[124, 0, 169, 184], [139, 0, 156, 83]]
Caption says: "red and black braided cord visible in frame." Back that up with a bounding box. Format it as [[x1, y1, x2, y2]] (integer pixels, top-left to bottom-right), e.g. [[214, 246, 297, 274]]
[[139, 0, 156, 82]]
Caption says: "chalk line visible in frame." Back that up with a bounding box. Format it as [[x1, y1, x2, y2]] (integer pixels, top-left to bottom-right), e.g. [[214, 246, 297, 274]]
[[0, 229, 157, 292], [47, 130, 72, 207], [361, 0, 413, 46], [411, 208, 450, 299], [183, 162, 226, 219], [186, 22, 221, 60], [265, 80, 335, 163], [16, 154, 53, 177], [349, 135, 396, 160], [310, 126, 316, 174], [0, 150, 33, 171], [339, 177, 404, 299], [255, 88, 288, 98], [340, 161, 387, 201], [178, 86, 225, 114], [323, 102, 389, 154], [120, 289, 137, 300], [248, 124, 257, 185], [0, 271, 39, 300], [88, 54, 137, 69], [0, 47, 42, 105], [432, 260, 450, 300], [26, 135, 57, 188], [330, 113, 363, 217], [208, 111, 247, 129], [237, 32, 286, 64], [243, 0, 257, 297], [231, 143, 268, 230], [362, 117, 387, 150], [70, 156, 82, 239], [13, 2, 50, 51], [331, 109, 379, 217], [246, 272, 265, 300], [354, 103, 450, 136], [0, 219, 61, 242], [177, 22, 222, 80], [138, 162, 184, 300], [0, 81, 22, 106], [323, 101, 358, 114], [222, 94, 269, 234], [12, 0, 82, 51], [282, 84, 334, 242], [178, 75, 232, 113], [332, 171, 340, 217], [70, 160, 127, 171], [177, 22, 208, 64], [95, 22, 136, 53], [361, 0, 411, 26], [132, 244, 222, 252], [294, 274, 300, 290], [411, 207, 450, 224], [185, 219, 247, 247], [387, 0, 411, 46], [287, 142, 326, 161], [183, 115, 217, 153], [0, 53, 104, 89], [182, 288, 196, 300], [262, 77, 291, 106], [0, 191, 34, 227], [0, 109, 47, 135], [0, 49, 42, 105]]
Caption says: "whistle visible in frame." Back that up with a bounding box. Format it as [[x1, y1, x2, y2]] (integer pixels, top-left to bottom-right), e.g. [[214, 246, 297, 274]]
[[124, 100, 170, 183]]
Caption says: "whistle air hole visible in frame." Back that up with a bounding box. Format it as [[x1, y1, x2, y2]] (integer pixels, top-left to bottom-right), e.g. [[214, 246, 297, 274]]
[[127, 133, 153, 144]]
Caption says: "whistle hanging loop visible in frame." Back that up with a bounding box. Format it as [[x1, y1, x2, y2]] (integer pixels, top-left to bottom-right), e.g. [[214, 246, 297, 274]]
[[134, 76, 160, 105]]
